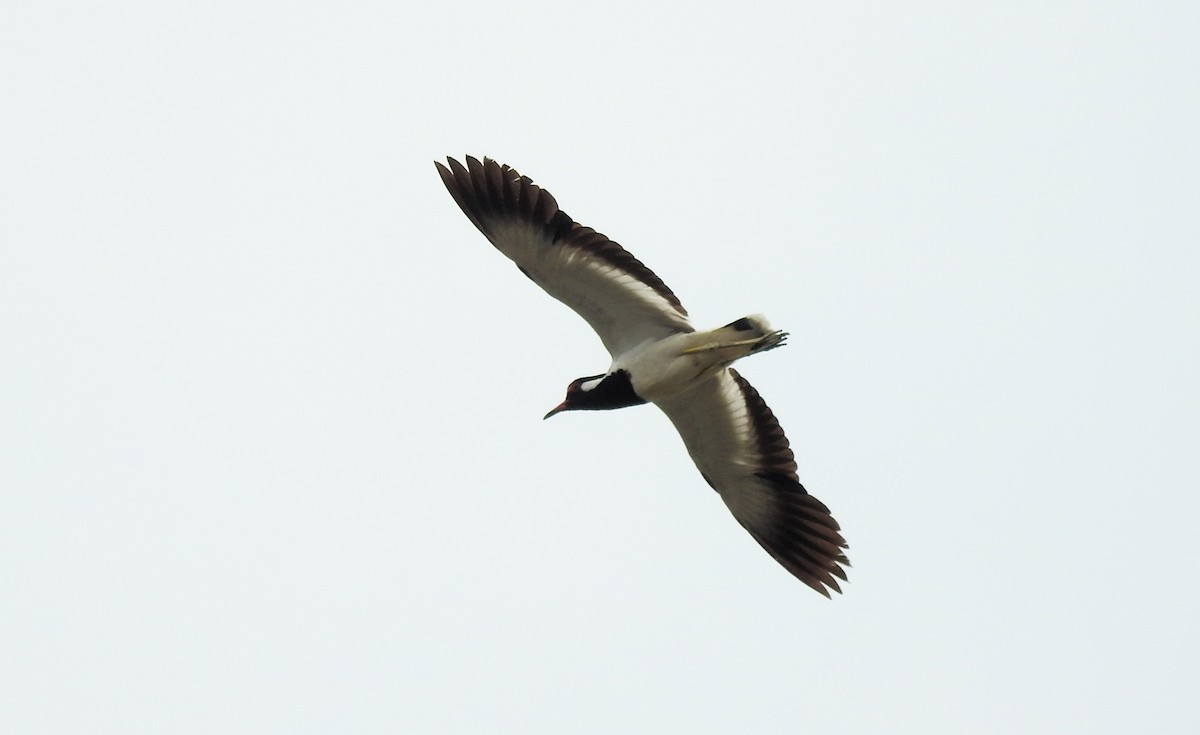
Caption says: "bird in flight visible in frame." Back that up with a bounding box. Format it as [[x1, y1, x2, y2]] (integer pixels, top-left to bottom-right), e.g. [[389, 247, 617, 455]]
[[435, 156, 848, 596]]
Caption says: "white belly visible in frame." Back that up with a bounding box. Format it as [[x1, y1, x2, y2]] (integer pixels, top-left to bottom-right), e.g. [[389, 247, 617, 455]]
[[613, 317, 780, 403]]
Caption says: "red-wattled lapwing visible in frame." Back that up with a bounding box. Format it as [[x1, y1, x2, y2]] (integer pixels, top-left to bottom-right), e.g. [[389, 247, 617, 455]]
[[436, 156, 849, 596]]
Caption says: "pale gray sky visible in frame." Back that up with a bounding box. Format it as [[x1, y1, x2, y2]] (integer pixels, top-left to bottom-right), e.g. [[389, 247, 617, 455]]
[[3, 2, 1198, 733]]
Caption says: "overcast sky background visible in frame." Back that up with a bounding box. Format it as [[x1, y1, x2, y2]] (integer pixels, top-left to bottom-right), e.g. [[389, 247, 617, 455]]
[[3, 2, 1198, 733]]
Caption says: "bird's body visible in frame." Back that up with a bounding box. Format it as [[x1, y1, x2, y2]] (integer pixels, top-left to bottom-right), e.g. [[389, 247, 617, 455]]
[[608, 318, 782, 403], [436, 156, 849, 596]]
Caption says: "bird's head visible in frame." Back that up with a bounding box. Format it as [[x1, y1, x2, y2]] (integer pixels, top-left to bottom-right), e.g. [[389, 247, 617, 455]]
[[543, 374, 606, 419], [543, 370, 646, 419]]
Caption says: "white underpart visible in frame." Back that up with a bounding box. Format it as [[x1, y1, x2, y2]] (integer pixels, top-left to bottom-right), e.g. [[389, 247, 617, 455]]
[[611, 315, 776, 404]]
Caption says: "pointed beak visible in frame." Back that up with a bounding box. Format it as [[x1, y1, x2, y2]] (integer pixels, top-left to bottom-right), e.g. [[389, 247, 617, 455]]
[[543, 402, 567, 420]]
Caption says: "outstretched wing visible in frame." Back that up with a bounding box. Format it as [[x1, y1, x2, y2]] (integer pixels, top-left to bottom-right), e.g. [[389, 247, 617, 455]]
[[436, 156, 694, 358], [655, 369, 849, 596]]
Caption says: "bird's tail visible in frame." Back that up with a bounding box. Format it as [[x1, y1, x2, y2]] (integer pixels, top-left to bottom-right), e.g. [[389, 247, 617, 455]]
[[680, 314, 788, 361]]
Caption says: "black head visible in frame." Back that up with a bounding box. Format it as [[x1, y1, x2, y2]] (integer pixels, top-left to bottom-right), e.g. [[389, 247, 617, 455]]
[[543, 369, 647, 419]]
